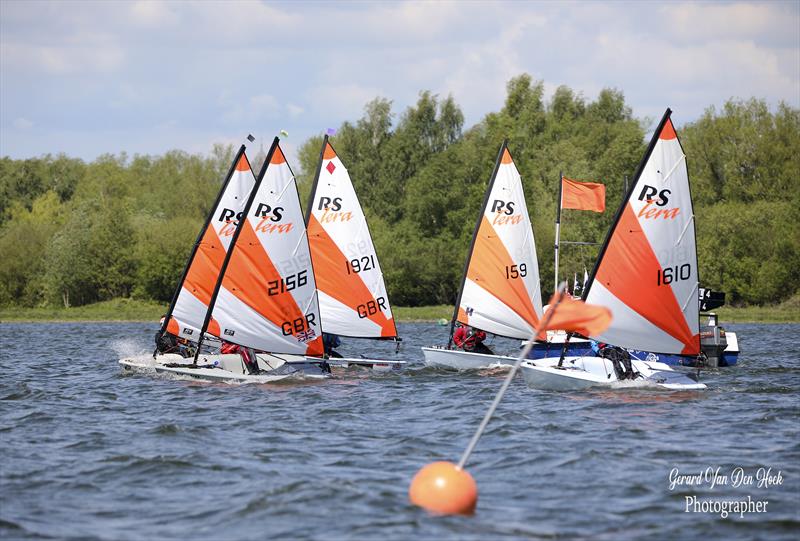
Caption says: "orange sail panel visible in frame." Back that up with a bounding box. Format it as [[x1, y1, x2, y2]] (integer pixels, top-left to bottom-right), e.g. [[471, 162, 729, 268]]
[[209, 141, 323, 356], [457, 143, 543, 340], [308, 214, 395, 337], [168, 151, 256, 342], [306, 138, 397, 339], [463, 216, 540, 330], [585, 110, 700, 355]]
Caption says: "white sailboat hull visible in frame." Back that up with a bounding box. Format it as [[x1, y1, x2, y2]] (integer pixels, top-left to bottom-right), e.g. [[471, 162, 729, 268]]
[[520, 356, 706, 391], [322, 357, 405, 372], [421, 347, 518, 371], [119, 353, 328, 383]]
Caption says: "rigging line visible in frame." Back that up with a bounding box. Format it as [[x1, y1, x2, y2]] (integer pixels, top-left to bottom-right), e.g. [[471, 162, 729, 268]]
[[292, 228, 308, 256], [276, 175, 293, 201], [675, 214, 695, 247], [661, 154, 686, 184], [457, 282, 567, 470], [681, 281, 700, 313]]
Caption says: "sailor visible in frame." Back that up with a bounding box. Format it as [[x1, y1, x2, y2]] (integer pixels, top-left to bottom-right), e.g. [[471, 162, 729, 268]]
[[220, 341, 259, 374], [592, 340, 635, 380], [322, 333, 343, 358], [154, 316, 195, 358], [453, 324, 494, 355]]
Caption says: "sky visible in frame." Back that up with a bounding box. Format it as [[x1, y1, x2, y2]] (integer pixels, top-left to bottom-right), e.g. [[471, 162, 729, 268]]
[[1, 0, 798, 166]]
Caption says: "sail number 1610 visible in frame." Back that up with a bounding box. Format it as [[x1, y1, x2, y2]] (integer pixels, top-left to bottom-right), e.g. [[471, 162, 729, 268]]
[[657, 264, 691, 286]]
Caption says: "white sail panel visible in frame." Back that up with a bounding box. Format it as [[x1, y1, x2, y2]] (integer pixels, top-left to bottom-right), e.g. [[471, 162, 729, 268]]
[[459, 279, 534, 339], [306, 139, 397, 339], [585, 114, 700, 355], [586, 282, 687, 353], [167, 151, 255, 342], [457, 145, 543, 338], [210, 142, 324, 356], [316, 290, 386, 337]]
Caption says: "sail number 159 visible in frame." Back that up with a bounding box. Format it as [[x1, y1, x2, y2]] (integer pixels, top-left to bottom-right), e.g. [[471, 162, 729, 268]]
[[657, 264, 691, 286], [505, 263, 527, 279]]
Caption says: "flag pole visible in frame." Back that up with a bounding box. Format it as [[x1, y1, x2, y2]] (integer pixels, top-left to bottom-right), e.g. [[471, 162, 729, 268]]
[[457, 282, 568, 470], [554, 171, 563, 295]]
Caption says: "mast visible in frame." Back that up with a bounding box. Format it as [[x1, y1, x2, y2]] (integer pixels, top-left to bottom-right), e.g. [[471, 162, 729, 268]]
[[447, 140, 508, 348], [581, 108, 673, 301], [554, 171, 563, 295], [158, 142, 249, 339], [194, 137, 280, 359]]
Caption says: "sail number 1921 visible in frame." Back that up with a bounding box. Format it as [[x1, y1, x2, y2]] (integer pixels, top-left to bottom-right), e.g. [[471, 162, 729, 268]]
[[346, 255, 376, 274], [657, 264, 691, 286]]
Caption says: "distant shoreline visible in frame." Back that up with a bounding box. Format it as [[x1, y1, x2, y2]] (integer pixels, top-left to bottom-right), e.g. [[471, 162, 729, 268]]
[[1, 298, 798, 324]]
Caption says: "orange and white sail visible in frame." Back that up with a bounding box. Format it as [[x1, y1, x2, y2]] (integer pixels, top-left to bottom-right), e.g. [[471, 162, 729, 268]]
[[305, 136, 397, 339], [584, 109, 700, 355], [454, 141, 543, 340], [206, 138, 323, 356], [163, 145, 256, 342]]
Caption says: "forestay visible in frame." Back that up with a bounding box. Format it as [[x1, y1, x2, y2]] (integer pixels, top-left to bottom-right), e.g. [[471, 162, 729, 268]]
[[305, 136, 397, 339], [455, 142, 543, 339], [584, 109, 700, 355], [163, 146, 256, 342], [207, 138, 324, 356]]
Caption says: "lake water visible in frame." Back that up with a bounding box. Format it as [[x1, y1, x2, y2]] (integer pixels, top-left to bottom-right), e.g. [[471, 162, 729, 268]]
[[1, 322, 798, 540]]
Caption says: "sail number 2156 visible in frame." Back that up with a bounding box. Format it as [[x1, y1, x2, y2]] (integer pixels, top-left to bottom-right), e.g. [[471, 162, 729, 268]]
[[657, 264, 691, 286], [268, 270, 308, 296]]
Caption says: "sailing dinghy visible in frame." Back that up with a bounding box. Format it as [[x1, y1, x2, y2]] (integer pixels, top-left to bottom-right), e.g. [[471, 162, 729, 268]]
[[120, 137, 328, 383], [521, 109, 707, 391], [304, 136, 404, 371], [422, 141, 544, 370]]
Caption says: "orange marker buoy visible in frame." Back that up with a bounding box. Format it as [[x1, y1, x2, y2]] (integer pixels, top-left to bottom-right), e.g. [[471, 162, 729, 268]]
[[409, 461, 478, 515]]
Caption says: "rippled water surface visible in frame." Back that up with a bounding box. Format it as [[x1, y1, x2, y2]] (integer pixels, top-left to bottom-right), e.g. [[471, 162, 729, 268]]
[[1, 322, 798, 540]]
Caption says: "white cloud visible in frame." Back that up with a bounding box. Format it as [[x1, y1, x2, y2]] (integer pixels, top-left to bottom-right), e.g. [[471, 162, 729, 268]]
[[13, 118, 33, 129], [249, 94, 280, 116], [305, 83, 387, 123], [130, 0, 178, 27], [0, 1, 797, 161], [287, 103, 304, 118]]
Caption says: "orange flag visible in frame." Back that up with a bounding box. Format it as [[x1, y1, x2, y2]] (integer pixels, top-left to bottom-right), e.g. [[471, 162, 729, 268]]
[[537, 292, 612, 340], [562, 178, 605, 212]]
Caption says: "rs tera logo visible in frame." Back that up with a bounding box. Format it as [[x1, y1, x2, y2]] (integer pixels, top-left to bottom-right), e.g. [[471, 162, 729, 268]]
[[490, 199, 521, 225], [318, 197, 342, 211], [636, 184, 680, 220]]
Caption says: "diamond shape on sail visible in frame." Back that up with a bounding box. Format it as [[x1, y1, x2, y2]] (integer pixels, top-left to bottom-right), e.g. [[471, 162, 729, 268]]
[[326, 162, 336, 174]]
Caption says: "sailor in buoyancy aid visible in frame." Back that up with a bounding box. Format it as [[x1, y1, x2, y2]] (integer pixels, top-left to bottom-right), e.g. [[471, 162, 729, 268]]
[[453, 324, 494, 355], [591, 340, 637, 380], [154, 316, 194, 358]]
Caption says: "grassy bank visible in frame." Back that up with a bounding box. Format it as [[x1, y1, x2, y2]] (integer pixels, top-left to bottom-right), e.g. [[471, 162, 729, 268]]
[[0, 298, 166, 322], [1, 297, 798, 324]]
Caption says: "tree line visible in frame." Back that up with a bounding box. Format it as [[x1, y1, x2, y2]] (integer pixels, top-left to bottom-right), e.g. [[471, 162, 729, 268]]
[[1, 74, 798, 309]]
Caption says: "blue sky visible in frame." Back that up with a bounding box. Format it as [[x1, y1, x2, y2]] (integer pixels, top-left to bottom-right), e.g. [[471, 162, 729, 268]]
[[1, 0, 798, 167]]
